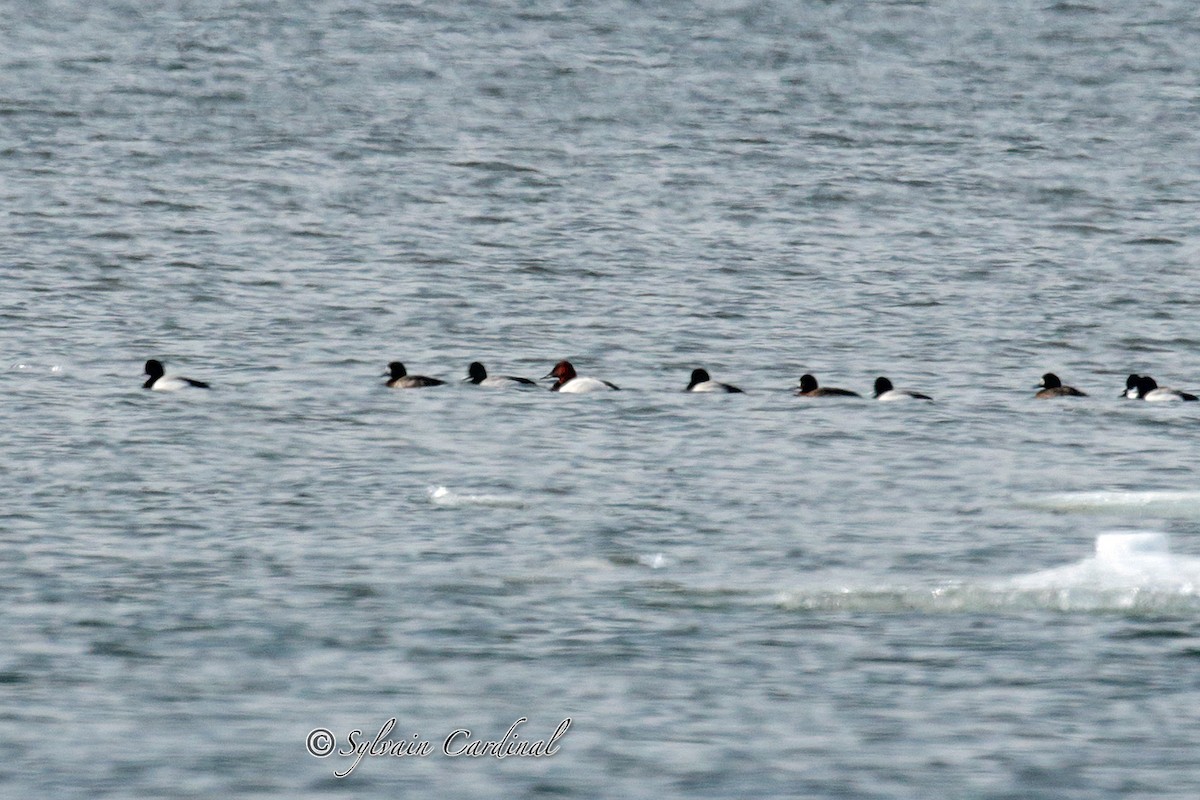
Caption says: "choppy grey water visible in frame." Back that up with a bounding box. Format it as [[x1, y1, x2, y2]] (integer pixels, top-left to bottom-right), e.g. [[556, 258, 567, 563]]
[[4, 1, 1200, 797]]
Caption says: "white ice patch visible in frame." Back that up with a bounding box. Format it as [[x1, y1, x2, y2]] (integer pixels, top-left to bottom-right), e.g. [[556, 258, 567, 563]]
[[1022, 490, 1200, 518], [426, 485, 526, 508], [1004, 531, 1200, 597], [639, 552, 669, 569], [9, 362, 64, 373]]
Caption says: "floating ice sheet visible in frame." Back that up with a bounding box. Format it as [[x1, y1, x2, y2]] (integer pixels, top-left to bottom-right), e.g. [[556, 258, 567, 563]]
[[1022, 490, 1200, 518], [777, 532, 1200, 614]]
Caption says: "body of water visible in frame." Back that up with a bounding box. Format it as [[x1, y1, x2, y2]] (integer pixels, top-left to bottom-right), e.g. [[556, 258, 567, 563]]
[[3, 1, 1200, 797]]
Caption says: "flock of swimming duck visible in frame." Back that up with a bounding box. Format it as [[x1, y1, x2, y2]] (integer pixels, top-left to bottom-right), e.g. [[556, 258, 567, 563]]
[[142, 359, 1199, 401]]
